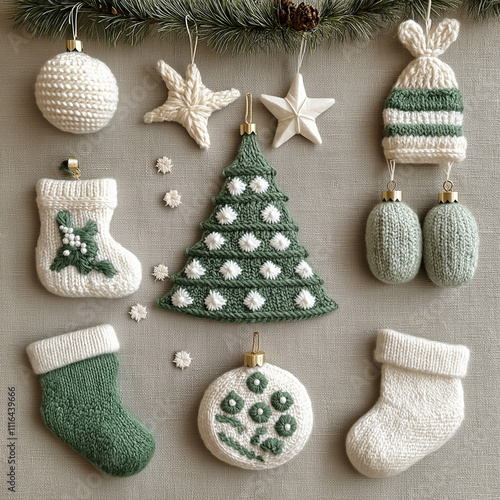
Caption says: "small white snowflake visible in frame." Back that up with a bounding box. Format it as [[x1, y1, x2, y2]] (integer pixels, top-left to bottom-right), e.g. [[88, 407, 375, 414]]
[[249, 176, 269, 194], [171, 288, 194, 308], [173, 351, 192, 370], [129, 303, 147, 322], [259, 261, 281, 280], [270, 233, 291, 251], [156, 156, 173, 174], [164, 190, 181, 208], [216, 205, 237, 225], [261, 204, 281, 224], [243, 291, 266, 311], [204, 232, 225, 250], [295, 289, 316, 310], [227, 178, 246, 196], [151, 264, 169, 281], [238, 233, 261, 252], [295, 260, 314, 279], [205, 290, 227, 311], [185, 259, 206, 279], [219, 260, 242, 280]]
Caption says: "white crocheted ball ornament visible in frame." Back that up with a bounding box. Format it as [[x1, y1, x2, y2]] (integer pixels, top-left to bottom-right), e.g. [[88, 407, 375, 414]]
[[198, 360, 313, 470], [35, 51, 118, 134]]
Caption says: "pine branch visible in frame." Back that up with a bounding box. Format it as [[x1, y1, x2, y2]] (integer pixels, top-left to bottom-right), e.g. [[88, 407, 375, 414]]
[[11, 1, 500, 54]]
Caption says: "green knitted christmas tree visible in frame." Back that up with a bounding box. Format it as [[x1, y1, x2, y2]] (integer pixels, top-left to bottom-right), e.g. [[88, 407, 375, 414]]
[[157, 130, 338, 323]]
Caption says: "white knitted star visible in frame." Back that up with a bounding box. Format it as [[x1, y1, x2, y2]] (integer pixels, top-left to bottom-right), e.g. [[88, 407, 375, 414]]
[[243, 290, 266, 311], [171, 287, 193, 308], [219, 260, 242, 280], [205, 290, 227, 311], [185, 259, 206, 279], [152, 264, 169, 281], [260, 73, 335, 148], [295, 289, 316, 310], [173, 351, 192, 370], [144, 62, 240, 149], [156, 156, 173, 174], [129, 303, 147, 322], [164, 190, 181, 208]]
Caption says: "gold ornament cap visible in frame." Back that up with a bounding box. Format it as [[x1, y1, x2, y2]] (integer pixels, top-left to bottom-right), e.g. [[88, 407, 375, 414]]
[[66, 39, 83, 52], [243, 332, 265, 367], [240, 93, 257, 135], [439, 180, 459, 203], [382, 180, 402, 202]]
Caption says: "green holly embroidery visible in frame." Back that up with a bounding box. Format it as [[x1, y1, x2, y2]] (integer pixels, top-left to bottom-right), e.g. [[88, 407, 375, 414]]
[[260, 438, 284, 456], [50, 211, 117, 278], [274, 415, 297, 437], [246, 373, 268, 394], [249, 402, 271, 423], [220, 391, 244, 414], [271, 391, 293, 412]]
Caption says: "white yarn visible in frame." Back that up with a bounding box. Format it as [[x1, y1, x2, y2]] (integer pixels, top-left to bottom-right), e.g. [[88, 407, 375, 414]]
[[35, 52, 118, 134], [198, 363, 313, 470], [346, 329, 470, 478], [36, 178, 142, 298], [383, 109, 463, 126], [27, 325, 119, 375]]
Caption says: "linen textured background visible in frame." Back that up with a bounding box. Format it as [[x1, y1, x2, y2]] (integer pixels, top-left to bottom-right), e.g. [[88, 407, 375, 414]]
[[0, 5, 498, 499]]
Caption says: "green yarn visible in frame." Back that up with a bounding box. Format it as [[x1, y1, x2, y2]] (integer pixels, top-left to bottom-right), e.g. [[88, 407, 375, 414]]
[[274, 415, 297, 437], [39, 354, 155, 477], [250, 435, 261, 446], [423, 202, 479, 286], [256, 426, 267, 435], [366, 201, 422, 284], [215, 414, 245, 434], [270, 391, 294, 412], [157, 132, 338, 323], [384, 124, 463, 138], [248, 402, 272, 423], [50, 211, 117, 278], [384, 88, 464, 112], [220, 391, 245, 414], [246, 372, 268, 394], [218, 432, 265, 462], [260, 438, 284, 456]]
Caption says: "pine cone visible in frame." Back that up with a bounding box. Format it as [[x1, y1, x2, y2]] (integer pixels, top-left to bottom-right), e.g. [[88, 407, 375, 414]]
[[276, 1, 320, 32]]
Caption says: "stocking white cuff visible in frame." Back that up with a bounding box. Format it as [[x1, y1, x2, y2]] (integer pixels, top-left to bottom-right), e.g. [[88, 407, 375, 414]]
[[37, 178, 118, 210], [27, 325, 119, 374], [375, 329, 469, 378]]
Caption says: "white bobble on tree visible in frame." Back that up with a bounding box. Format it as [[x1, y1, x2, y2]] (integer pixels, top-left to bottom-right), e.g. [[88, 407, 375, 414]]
[[35, 38, 118, 134]]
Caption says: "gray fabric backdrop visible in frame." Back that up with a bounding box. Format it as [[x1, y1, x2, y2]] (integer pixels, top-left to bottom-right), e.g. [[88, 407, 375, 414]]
[[1, 4, 499, 499]]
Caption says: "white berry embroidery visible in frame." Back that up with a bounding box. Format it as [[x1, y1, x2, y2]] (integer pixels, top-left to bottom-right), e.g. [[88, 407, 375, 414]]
[[249, 176, 269, 194], [204, 232, 225, 250], [261, 204, 280, 224], [152, 264, 169, 281], [205, 290, 227, 311], [185, 259, 206, 279], [129, 303, 147, 322], [259, 261, 281, 280], [219, 260, 242, 280], [227, 178, 246, 196], [238, 233, 261, 252], [243, 291, 266, 311], [171, 288, 194, 308], [270, 233, 291, 251], [173, 351, 192, 369], [216, 205, 237, 225], [156, 156, 173, 174], [164, 190, 181, 208], [295, 260, 314, 279], [295, 289, 316, 310]]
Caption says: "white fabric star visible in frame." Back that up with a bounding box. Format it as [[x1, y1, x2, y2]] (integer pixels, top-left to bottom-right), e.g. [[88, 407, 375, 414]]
[[260, 73, 335, 148], [173, 351, 192, 370], [152, 264, 169, 281], [129, 303, 147, 322], [144, 62, 240, 149]]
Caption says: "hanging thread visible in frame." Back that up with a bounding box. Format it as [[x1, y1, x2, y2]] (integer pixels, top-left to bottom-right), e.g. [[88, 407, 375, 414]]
[[425, 0, 432, 42], [387, 159, 397, 190], [185, 16, 199, 65], [297, 37, 307, 73]]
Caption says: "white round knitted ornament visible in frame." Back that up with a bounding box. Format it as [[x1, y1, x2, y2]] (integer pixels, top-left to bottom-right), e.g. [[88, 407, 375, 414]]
[[198, 334, 313, 470], [35, 41, 118, 134]]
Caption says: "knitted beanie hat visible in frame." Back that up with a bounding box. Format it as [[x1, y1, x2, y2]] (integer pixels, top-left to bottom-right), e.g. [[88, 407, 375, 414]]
[[382, 19, 466, 164]]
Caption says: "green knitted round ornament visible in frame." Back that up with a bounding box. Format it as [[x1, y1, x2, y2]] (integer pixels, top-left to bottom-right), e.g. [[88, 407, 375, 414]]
[[366, 199, 422, 284]]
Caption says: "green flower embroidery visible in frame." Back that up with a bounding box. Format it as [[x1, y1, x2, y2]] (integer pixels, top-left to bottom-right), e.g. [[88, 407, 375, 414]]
[[246, 372, 268, 394], [275, 415, 297, 437], [220, 391, 245, 414], [50, 211, 116, 277], [260, 438, 284, 456], [271, 391, 294, 412], [249, 402, 272, 423]]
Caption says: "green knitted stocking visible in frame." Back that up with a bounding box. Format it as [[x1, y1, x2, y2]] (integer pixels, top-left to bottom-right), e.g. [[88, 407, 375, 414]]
[[39, 354, 155, 477]]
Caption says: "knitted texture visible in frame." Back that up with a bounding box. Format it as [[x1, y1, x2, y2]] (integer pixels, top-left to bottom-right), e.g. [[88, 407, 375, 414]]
[[144, 62, 240, 149], [157, 132, 338, 322], [26, 326, 155, 477], [382, 19, 467, 164], [423, 202, 479, 286], [198, 363, 313, 470], [35, 52, 118, 134], [346, 329, 469, 478], [36, 178, 142, 298], [366, 201, 422, 284]]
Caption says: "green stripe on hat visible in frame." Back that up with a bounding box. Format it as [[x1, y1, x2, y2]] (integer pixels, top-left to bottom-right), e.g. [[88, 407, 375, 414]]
[[385, 88, 464, 112], [384, 124, 463, 138]]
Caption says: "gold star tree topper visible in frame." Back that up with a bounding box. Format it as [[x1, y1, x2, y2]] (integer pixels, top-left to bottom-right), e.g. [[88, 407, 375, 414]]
[[144, 61, 240, 149], [260, 73, 335, 148]]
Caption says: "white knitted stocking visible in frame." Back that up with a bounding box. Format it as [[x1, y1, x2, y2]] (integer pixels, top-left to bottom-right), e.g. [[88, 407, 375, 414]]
[[36, 179, 142, 298], [346, 329, 469, 478]]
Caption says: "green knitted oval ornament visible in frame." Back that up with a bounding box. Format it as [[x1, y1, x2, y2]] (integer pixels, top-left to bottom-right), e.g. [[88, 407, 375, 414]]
[[423, 202, 479, 287], [366, 201, 422, 284]]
